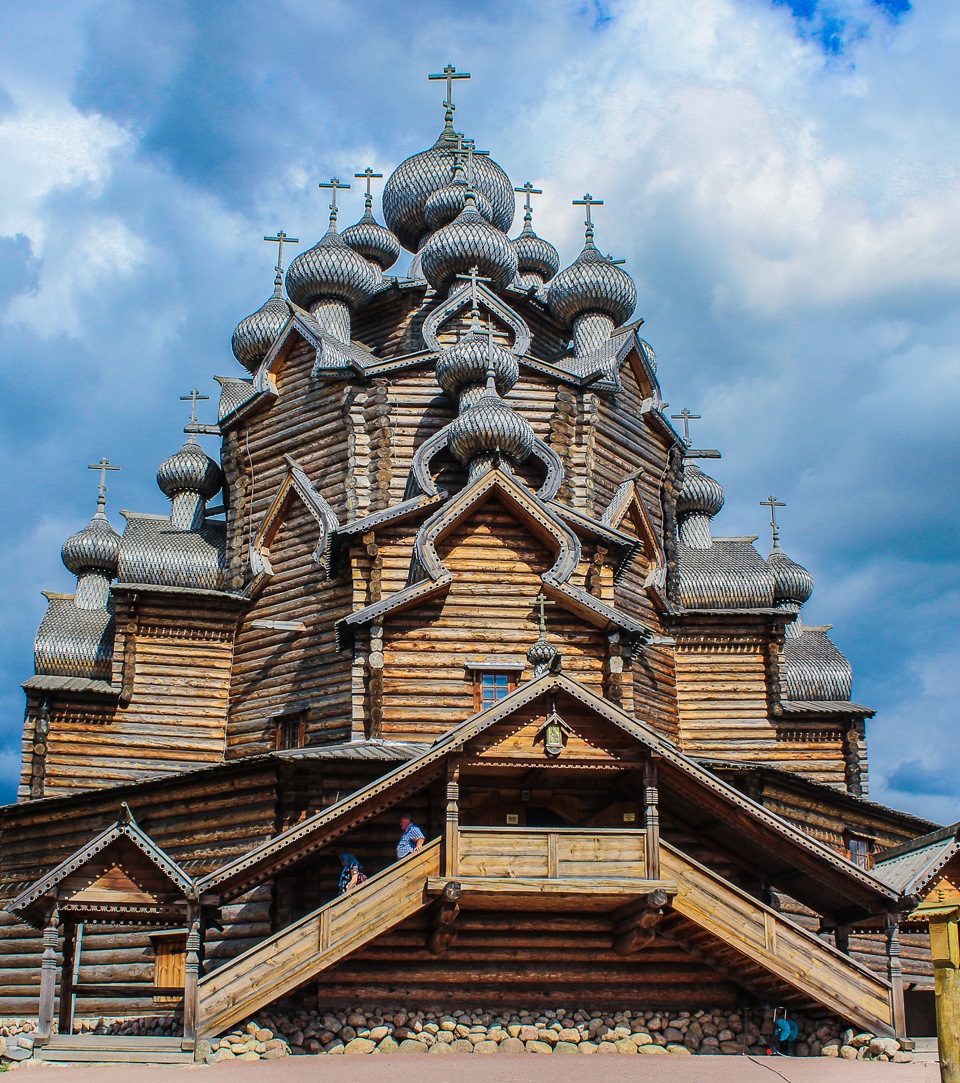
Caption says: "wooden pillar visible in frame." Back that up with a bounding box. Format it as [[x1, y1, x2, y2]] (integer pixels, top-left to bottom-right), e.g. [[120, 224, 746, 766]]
[[443, 761, 460, 879], [885, 912, 906, 1039], [644, 757, 660, 881], [182, 905, 201, 1051], [929, 910, 959, 1083], [57, 920, 77, 1037], [835, 924, 850, 956], [36, 908, 59, 1043]]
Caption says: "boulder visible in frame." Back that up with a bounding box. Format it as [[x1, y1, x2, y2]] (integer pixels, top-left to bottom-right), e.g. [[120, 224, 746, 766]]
[[499, 1037, 525, 1053], [525, 1040, 553, 1054], [398, 1038, 427, 1054]]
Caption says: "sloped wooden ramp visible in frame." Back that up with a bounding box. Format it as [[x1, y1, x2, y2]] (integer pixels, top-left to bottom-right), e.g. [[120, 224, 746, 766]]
[[197, 840, 440, 1039], [660, 842, 894, 1036]]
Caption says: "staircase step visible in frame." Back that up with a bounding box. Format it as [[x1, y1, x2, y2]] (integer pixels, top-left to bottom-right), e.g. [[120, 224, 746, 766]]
[[38, 1048, 192, 1064], [46, 1036, 184, 1051]]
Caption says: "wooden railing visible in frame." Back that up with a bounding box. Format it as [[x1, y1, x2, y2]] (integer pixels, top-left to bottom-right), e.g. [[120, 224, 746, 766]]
[[455, 827, 646, 879], [661, 841, 895, 1035], [196, 839, 440, 1039]]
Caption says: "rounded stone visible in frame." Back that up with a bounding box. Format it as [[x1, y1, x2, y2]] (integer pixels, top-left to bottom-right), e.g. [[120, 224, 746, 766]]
[[498, 1037, 524, 1053], [555, 1041, 580, 1054], [474, 1040, 499, 1054], [525, 1040, 553, 1054], [398, 1038, 427, 1053], [344, 1037, 376, 1054]]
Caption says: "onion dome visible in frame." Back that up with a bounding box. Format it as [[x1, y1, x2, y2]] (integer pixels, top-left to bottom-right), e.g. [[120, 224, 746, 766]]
[[231, 278, 291, 372], [420, 192, 519, 293], [61, 509, 121, 578], [512, 223, 560, 284], [548, 242, 636, 328], [527, 632, 558, 674], [676, 461, 725, 520], [436, 324, 519, 399], [425, 181, 493, 231], [342, 209, 401, 272], [157, 437, 223, 500], [448, 373, 534, 466], [382, 125, 515, 252], [285, 224, 380, 311], [768, 546, 814, 607]]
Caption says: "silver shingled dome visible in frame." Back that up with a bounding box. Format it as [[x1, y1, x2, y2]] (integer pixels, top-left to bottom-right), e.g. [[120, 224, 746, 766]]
[[512, 224, 560, 283], [342, 210, 402, 271], [420, 200, 519, 293], [425, 181, 494, 232], [676, 461, 725, 520], [448, 384, 534, 466], [382, 126, 515, 252], [285, 226, 381, 311], [231, 284, 291, 372], [436, 328, 519, 398], [548, 243, 637, 328], [156, 438, 223, 500], [61, 511, 121, 577], [768, 546, 815, 607]]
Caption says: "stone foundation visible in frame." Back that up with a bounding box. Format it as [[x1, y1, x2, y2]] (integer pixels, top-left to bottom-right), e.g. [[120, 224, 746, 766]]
[[205, 1006, 914, 1062]]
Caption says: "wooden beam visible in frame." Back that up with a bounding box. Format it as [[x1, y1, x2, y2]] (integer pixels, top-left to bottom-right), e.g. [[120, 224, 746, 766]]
[[58, 920, 77, 1037], [644, 757, 660, 880], [426, 876, 676, 898], [36, 909, 58, 1044]]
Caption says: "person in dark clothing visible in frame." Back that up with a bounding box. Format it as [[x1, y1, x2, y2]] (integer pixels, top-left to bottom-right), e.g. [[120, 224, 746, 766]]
[[338, 853, 366, 894]]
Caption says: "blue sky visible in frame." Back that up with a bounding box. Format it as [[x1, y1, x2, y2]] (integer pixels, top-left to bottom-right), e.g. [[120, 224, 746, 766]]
[[0, 0, 957, 823]]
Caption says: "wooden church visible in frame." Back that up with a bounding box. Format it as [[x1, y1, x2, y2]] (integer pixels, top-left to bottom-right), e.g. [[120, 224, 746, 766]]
[[0, 69, 948, 1054]]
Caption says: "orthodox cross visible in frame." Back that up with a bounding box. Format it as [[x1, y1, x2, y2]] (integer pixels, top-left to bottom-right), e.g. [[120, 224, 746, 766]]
[[534, 589, 556, 636], [462, 138, 489, 189], [572, 193, 603, 243], [355, 168, 383, 213], [428, 64, 470, 120], [515, 182, 543, 227], [88, 457, 120, 511], [318, 177, 350, 225], [181, 388, 210, 426], [455, 265, 493, 327], [263, 230, 299, 286], [670, 408, 701, 446], [760, 494, 786, 549]]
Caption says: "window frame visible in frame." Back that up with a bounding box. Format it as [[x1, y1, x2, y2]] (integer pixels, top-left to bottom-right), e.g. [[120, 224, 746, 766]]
[[474, 670, 519, 712], [275, 710, 306, 752]]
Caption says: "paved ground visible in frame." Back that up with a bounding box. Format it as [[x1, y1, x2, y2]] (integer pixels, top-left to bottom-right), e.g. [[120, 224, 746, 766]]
[[17, 1055, 941, 1083]]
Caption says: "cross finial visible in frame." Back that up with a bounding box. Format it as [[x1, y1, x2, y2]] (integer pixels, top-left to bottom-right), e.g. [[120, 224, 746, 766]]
[[355, 168, 383, 213], [515, 181, 543, 228], [318, 177, 351, 226], [181, 388, 211, 427], [670, 407, 702, 446], [455, 265, 493, 328], [535, 589, 557, 635], [572, 193, 604, 245], [760, 494, 786, 549], [263, 230, 299, 289], [428, 64, 471, 123], [88, 457, 120, 513]]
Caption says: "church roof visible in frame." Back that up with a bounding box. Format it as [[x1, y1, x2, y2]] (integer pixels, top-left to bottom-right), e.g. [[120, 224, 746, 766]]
[[782, 626, 852, 701], [677, 537, 777, 609], [34, 596, 114, 681], [873, 823, 960, 896], [117, 514, 227, 592]]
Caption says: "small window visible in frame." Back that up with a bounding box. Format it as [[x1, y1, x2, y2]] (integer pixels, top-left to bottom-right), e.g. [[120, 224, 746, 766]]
[[846, 835, 872, 869], [475, 671, 516, 711], [275, 711, 306, 751]]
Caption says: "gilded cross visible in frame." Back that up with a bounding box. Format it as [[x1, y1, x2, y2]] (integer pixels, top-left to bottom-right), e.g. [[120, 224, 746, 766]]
[[181, 388, 211, 426], [760, 494, 786, 548], [263, 230, 299, 283], [670, 408, 701, 446], [318, 177, 351, 224], [428, 64, 470, 117], [355, 168, 383, 212], [515, 182, 543, 226], [88, 457, 120, 509]]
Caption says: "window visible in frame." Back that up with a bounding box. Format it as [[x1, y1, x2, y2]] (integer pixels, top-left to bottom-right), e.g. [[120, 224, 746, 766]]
[[275, 711, 306, 751], [846, 835, 872, 869], [475, 671, 516, 711]]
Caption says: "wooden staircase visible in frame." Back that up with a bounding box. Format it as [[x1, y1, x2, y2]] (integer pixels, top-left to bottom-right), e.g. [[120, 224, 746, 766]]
[[660, 841, 895, 1035], [197, 839, 441, 1039], [35, 1035, 193, 1064]]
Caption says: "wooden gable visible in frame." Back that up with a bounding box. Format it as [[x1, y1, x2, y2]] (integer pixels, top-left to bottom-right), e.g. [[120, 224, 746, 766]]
[[465, 688, 647, 769], [57, 837, 185, 909]]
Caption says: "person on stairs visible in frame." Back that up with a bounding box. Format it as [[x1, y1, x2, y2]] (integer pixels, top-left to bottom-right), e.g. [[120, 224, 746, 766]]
[[397, 815, 425, 860], [338, 853, 367, 894]]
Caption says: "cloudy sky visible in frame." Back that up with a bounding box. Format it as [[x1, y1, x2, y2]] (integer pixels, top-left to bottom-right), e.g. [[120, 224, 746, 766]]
[[0, 0, 957, 823]]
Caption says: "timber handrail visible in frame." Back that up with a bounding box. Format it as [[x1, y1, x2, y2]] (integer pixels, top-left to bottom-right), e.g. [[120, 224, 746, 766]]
[[196, 839, 440, 1039], [661, 841, 894, 1035]]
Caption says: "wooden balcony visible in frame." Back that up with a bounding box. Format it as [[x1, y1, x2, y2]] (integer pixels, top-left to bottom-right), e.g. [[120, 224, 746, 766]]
[[429, 827, 675, 911]]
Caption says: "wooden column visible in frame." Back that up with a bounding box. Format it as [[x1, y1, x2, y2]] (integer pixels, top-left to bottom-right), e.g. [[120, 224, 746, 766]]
[[443, 761, 460, 879], [835, 924, 850, 956], [929, 910, 959, 1083], [644, 757, 660, 881], [57, 920, 77, 1037], [36, 909, 59, 1043], [885, 913, 906, 1039], [182, 905, 201, 1051]]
